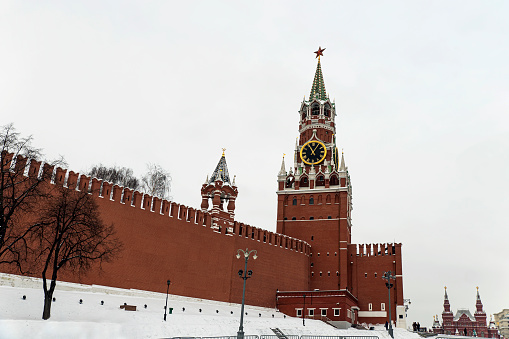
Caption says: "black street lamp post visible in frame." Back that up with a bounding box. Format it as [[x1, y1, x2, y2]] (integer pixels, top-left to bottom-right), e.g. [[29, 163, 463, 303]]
[[382, 271, 396, 338], [164, 279, 171, 321], [236, 248, 257, 339], [303, 294, 306, 326]]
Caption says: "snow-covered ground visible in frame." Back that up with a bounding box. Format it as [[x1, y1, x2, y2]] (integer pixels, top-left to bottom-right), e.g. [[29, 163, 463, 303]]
[[0, 273, 422, 339]]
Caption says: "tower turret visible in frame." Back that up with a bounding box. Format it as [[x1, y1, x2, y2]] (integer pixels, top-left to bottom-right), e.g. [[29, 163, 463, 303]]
[[474, 287, 487, 328], [442, 287, 455, 334], [201, 150, 238, 233]]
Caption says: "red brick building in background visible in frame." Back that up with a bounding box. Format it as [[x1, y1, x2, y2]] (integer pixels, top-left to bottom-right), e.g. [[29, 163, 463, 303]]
[[432, 287, 500, 338], [1, 51, 405, 328]]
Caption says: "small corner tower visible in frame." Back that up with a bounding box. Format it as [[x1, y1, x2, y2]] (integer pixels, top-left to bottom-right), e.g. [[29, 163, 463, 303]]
[[201, 149, 238, 233]]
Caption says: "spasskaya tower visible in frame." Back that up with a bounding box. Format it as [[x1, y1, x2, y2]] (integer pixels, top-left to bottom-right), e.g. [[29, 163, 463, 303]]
[[276, 48, 405, 329], [276, 47, 352, 292]]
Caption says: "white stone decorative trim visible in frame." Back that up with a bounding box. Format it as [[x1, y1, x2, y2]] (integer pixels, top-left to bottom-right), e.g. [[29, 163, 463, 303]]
[[358, 311, 387, 317], [276, 187, 348, 194], [277, 218, 339, 222], [300, 124, 335, 134]]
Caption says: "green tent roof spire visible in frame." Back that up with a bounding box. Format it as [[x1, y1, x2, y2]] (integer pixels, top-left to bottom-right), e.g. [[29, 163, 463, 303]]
[[309, 47, 327, 101]]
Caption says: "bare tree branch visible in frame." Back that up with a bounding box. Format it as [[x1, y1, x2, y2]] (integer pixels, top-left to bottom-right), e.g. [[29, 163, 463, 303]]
[[88, 164, 140, 191], [142, 163, 172, 200], [0, 123, 65, 273], [34, 186, 122, 320]]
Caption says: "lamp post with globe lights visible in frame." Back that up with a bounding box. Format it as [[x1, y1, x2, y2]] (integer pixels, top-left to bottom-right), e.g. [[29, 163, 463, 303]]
[[382, 271, 396, 338], [236, 248, 257, 339], [164, 279, 171, 321]]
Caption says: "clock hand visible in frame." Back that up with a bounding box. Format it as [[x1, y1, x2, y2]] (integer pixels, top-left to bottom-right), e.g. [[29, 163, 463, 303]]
[[311, 144, 320, 155]]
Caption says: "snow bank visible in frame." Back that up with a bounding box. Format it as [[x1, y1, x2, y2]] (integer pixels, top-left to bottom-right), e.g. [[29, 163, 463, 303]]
[[0, 273, 423, 339]]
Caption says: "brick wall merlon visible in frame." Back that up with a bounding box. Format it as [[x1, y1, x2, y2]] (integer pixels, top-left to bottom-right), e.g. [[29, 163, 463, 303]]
[[79, 174, 91, 193], [90, 178, 102, 196], [170, 202, 178, 218], [67, 171, 79, 189], [178, 204, 188, 220], [197, 210, 207, 226], [121, 188, 133, 204], [187, 207, 196, 223], [355, 242, 401, 257], [110, 185, 122, 202], [131, 190, 142, 207], [42, 163, 54, 182], [142, 194, 153, 211], [1, 151, 14, 171], [161, 200, 171, 216], [100, 182, 110, 199], [152, 197, 161, 214], [14, 155, 27, 174], [28, 159, 41, 178], [204, 213, 212, 227]]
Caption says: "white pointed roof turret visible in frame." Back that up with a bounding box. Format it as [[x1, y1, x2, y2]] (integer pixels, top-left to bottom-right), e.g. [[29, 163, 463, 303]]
[[340, 150, 346, 171], [279, 154, 287, 176], [208, 149, 231, 184]]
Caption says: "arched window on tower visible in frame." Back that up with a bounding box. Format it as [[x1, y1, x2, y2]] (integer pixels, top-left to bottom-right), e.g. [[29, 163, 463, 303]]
[[324, 103, 331, 117], [300, 176, 309, 187], [329, 174, 339, 186], [311, 103, 320, 116], [286, 176, 294, 188], [316, 175, 325, 186], [309, 196, 314, 205], [292, 197, 297, 205]]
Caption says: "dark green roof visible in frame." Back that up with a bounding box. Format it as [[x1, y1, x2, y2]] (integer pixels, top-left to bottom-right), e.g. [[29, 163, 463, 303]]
[[309, 58, 327, 101]]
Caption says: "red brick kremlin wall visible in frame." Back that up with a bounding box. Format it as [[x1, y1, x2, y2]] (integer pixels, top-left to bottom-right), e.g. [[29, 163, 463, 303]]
[[2, 154, 311, 309]]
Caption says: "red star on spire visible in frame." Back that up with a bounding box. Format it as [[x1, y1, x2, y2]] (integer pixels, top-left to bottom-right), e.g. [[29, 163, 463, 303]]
[[314, 46, 326, 58]]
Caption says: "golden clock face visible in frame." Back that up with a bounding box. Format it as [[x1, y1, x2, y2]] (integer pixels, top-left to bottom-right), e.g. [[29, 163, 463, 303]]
[[300, 140, 327, 165]]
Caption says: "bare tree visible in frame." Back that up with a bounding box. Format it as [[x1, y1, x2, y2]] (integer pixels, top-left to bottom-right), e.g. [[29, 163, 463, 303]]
[[0, 124, 63, 272], [88, 163, 171, 199], [141, 163, 172, 200], [88, 164, 140, 190], [34, 186, 122, 320]]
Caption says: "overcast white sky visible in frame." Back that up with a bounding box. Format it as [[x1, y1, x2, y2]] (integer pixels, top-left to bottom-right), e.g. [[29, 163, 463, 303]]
[[1, 1, 508, 329]]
